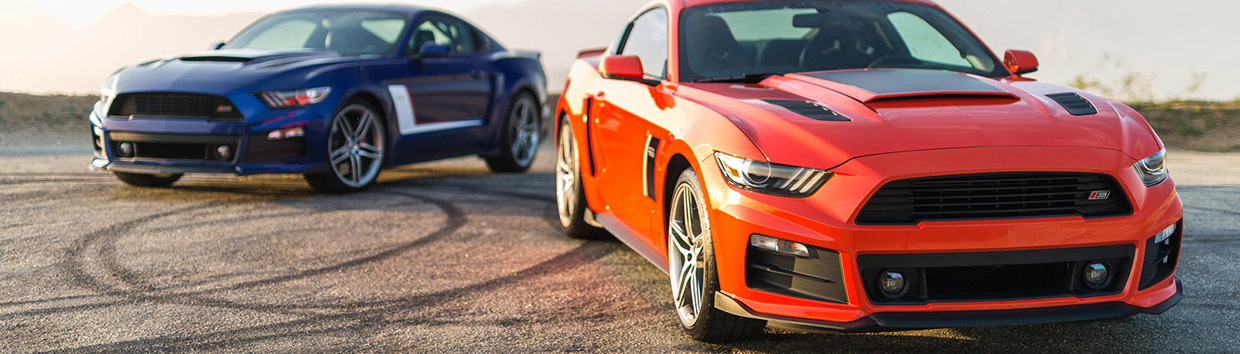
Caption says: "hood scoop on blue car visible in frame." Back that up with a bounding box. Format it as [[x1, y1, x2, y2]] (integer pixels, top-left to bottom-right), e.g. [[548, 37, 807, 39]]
[[178, 49, 340, 65]]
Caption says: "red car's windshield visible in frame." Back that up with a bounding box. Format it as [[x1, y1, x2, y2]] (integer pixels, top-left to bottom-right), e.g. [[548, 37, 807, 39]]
[[680, 0, 1006, 82]]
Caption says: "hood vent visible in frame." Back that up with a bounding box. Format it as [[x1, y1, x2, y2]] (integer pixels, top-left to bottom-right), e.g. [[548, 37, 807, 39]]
[[1046, 93, 1098, 116], [764, 100, 851, 122], [179, 56, 254, 63]]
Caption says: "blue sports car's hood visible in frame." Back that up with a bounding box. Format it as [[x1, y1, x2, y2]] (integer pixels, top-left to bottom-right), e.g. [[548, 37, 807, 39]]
[[105, 49, 355, 94]]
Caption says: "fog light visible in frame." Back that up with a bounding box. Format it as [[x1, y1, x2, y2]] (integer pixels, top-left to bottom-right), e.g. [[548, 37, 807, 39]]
[[1154, 224, 1177, 244], [1083, 261, 1112, 290], [117, 142, 134, 157], [879, 270, 908, 299], [216, 145, 232, 160], [749, 234, 810, 258]]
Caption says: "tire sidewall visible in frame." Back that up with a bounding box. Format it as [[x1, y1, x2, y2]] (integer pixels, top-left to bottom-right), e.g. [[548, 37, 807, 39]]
[[557, 118, 582, 228], [672, 169, 722, 334], [503, 93, 540, 168]]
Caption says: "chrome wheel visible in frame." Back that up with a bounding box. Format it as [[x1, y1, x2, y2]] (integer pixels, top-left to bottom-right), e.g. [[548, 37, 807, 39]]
[[328, 104, 384, 188], [510, 98, 540, 167], [556, 123, 578, 227], [669, 181, 706, 326]]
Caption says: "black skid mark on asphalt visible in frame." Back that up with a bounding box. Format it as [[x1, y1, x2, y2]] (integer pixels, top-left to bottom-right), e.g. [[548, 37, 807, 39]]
[[1185, 205, 1240, 217], [22, 177, 632, 351], [46, 239, 622, 353], [39, 191, 462, 315], [401, 181, 564, 231]]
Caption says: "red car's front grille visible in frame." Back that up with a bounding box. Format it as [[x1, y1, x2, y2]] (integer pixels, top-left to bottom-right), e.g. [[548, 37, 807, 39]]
[[856, 172, 1133, 225]]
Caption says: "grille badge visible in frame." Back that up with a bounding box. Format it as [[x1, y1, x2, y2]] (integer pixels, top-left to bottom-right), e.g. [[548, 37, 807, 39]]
[[1089, 190, 1112, 201]]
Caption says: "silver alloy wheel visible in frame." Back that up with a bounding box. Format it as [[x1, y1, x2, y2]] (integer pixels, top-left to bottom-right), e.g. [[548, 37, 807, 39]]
[[510, 98, 540, 167], [669, 182, 706, 326], [556, 123, 578, 226], [328, 104, 384, 188]]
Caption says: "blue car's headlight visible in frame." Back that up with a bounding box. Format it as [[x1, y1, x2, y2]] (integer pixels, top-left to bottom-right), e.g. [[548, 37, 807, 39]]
[[259, 86, 332, 109], [715, 152, 831, 198], [1134, 149, 1168, 187]]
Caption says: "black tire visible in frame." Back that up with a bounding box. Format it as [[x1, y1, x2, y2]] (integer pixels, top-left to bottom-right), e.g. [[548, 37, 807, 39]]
[[555, 117, 607, 239], [669, 169, 765, 342], [486, 92, 541, 173], [304, 100, 386, 194], [113, 172, 183, 188]]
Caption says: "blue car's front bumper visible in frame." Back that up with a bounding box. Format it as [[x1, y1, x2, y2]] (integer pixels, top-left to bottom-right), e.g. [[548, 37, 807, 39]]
[[89, 97, 337, 176]]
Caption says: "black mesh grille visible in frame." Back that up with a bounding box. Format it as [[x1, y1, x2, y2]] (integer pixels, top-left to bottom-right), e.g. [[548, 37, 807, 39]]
[[857, 173, 1132, 225], [109, 93, 242, 120]]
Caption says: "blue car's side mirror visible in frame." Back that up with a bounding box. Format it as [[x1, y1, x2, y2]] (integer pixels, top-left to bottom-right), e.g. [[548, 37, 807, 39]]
[[211, 41, 226, 50], [415, 43, 452, 60]]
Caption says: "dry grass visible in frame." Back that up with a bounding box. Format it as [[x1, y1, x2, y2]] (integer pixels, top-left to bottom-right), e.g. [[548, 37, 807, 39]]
[[0, 91, 98, 133], [2, 92, 1235, 152], [1131, 101, 1240, 152]]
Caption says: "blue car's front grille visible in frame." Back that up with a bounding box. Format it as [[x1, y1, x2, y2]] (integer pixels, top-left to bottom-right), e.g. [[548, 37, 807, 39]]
[[109, 93, 243, 120]]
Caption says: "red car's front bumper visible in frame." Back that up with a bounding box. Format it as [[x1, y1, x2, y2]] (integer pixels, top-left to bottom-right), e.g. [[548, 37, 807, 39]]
[[701, 146, 1184, 330]]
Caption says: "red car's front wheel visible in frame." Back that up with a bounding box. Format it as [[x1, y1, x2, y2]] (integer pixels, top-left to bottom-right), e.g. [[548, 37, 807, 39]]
[[667, 168, 765, 342]]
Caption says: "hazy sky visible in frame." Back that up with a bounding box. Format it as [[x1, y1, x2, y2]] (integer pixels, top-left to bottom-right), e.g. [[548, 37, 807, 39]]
[[9, 0, 1240, 100], [27, 0, 519, 25]]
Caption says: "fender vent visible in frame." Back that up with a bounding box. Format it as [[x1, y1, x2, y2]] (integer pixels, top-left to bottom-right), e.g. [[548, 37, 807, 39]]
[[643, 136, 660, 201], [764, 100, 850, 121], [1046, 93, 1097, 116]]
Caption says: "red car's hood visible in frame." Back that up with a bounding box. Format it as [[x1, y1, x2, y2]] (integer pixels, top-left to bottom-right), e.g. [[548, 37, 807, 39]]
[[677, 69, 1161, 170]]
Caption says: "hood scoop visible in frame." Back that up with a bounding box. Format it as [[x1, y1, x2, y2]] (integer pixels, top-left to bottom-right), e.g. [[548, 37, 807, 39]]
[[763, 100, 851, 122], [177, 49, 338, 65], [1045, 93, 1098, 116], [179, 56, 254, 63], [791, 69, 1017, 103]]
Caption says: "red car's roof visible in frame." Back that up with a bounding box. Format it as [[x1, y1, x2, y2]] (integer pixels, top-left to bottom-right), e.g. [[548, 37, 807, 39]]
[[678, 0, 938, 8]]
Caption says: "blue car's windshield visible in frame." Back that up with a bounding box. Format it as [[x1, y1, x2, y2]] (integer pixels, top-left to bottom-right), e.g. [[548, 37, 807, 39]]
[[680, 0, 1006, 83], [224, 11, 409, 57]]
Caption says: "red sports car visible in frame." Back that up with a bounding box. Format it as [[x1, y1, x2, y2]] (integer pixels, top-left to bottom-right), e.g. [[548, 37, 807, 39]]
[[554, 0, 1182, 342]]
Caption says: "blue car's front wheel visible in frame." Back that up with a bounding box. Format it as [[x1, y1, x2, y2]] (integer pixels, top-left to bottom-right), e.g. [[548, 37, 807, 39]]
[[304, 100, 386, 193]]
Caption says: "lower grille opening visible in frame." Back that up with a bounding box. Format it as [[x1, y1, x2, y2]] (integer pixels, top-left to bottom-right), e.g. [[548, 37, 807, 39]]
[[107, 132, 238, 163], [924, 263, 1072, 301], [860, 245, 1134, 305]]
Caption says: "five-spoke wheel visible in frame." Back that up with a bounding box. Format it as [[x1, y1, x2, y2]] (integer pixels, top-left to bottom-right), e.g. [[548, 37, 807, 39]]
[[486, 93, 541, 173], [305, 101, 385, 193]]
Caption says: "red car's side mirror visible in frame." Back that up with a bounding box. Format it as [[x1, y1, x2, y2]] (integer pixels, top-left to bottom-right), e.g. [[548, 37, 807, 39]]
[[1003, 50, 1039, 76], [600, 55, 659, 86]]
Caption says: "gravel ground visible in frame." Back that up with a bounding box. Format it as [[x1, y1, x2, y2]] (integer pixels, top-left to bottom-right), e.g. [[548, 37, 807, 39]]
[[0, 140, 1236, 353]]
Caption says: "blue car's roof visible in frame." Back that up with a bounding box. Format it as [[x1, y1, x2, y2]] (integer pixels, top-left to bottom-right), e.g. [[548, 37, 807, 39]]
[[278, 4, 428, 16]]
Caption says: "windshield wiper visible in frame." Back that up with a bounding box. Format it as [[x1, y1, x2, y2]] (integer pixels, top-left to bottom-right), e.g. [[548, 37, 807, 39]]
[[693, 72, 782, 83]]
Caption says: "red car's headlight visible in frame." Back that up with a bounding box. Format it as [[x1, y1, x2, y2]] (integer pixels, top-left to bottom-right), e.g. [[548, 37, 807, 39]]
[[715, 152, 831, 198], [1134, 149, 1168, 187]]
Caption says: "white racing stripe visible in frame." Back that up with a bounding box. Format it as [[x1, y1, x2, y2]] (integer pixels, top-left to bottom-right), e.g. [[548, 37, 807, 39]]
[[388, 85, 483, 135]]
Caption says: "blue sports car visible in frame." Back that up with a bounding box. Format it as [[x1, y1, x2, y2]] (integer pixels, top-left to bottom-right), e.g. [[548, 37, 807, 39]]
[[89, 5, 547, 193]]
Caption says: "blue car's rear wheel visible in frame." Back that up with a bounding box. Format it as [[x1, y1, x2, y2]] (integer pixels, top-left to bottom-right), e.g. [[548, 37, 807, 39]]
[[305, 100, 385, 194], [485, 93, 541, 173]]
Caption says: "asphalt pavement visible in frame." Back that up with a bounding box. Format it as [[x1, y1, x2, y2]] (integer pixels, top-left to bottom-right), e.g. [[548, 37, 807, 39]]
[[0, 141, 1237, 353]]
